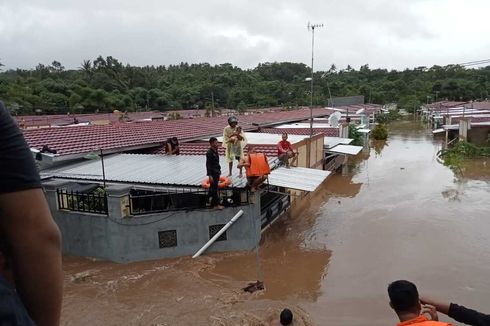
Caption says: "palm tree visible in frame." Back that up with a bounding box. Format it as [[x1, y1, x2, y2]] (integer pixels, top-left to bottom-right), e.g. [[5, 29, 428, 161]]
[[80, 60, 92, 75]]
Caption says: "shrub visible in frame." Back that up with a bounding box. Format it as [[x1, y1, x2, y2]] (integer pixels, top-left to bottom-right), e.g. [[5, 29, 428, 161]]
[[372, 124, 388, 140], [348, 125, 363, 146]]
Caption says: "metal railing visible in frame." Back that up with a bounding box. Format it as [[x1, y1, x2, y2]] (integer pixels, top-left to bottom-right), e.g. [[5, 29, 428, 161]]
[[56, 189, 108, 215], [129, 188, 249, 215]]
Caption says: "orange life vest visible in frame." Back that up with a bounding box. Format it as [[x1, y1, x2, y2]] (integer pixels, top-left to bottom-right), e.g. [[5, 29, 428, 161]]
[[246, 153, 271, 177], [201, 176, 231, 189], [397, 316, 452, 326]]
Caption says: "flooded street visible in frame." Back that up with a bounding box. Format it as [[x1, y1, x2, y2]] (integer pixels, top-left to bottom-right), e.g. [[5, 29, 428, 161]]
[[61, 119, 490, 325]]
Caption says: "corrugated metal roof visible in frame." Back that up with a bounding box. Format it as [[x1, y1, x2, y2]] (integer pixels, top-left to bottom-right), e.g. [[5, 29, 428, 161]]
[[267, 167, 331, 192], [327, 144, 362, 155], [145, 142, 278, 157], [324, 137, 352, 148], [260, 127, 339, 137], [41, 153, 278, 189], [217, 132, 308, 145], [41, 154, 254, 188]]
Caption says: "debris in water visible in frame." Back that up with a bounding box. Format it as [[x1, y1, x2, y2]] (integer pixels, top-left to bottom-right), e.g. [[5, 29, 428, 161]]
[[400, 167, 405, 170], [70, 270, 96, 283], [175, 296, 184, 302], [243, 280, 264, 293]]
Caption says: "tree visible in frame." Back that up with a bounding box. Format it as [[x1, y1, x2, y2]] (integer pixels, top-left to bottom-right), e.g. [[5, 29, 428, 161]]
[[50, 61, 64, 73], [0, 57, 488, 114]]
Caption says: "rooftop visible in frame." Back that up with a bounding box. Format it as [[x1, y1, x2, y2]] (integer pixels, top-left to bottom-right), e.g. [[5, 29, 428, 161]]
[[41, 153, 264, 188], [262, 125, 339, 137], [146, 142, 278, 157], [23, 108, 331, 159]]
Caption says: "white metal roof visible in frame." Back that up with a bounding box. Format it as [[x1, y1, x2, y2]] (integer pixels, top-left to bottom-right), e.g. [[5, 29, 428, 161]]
[[41, 153, 257, 188], [443, 122, 490, 130], [326, 144, 363, 155], [432, 128, 445, 134], [267, 166, 331, 192], [324, 137, 353, 148], [275, 123, 336, 129], [216, 132, 308, 145]]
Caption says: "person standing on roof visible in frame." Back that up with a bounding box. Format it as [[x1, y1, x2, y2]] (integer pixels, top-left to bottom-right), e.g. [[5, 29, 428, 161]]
[[0, 101, 63, 326], [206, 137, 224, 210], [223, 116, 247, 177]]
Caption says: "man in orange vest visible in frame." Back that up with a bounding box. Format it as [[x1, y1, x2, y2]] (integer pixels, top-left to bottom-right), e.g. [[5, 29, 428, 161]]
[[388, 280, 452, 326], [238, 147, 269, 192]]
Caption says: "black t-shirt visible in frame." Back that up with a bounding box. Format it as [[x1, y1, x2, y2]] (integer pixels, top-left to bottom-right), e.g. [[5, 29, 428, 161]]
[[0, 102, 41, 194], [206, 148, 221, 176]]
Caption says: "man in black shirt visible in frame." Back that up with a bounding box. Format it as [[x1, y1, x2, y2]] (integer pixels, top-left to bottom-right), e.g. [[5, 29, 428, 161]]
[[0, 101, 63, 326], [421, 296, 490, 326], [206, 137, 224, 210]]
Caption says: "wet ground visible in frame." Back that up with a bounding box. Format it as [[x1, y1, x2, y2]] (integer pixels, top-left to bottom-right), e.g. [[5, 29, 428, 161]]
[[62, 119, 490, 325]]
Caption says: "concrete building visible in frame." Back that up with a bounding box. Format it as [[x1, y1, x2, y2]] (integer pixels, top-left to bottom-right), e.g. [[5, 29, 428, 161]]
[[40, 154, 329, 262], [19, 105, 382, 262]]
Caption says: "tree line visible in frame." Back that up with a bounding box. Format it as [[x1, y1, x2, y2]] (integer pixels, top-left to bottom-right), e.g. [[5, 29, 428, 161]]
[[0, 56, 489, 115]]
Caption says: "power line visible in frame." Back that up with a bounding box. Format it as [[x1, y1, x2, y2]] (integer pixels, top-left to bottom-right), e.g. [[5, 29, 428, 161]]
[[457, 59, 490, 67]]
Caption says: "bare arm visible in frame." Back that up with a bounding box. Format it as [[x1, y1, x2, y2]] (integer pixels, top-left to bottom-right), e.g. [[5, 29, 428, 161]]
[[237, 157, 250, 168], [0, 188, 63, 326], [420, 297, 450, 315]]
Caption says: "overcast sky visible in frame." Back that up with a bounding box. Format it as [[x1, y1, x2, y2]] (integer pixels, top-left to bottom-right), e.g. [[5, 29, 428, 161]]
[[1, 0, 489, 71]]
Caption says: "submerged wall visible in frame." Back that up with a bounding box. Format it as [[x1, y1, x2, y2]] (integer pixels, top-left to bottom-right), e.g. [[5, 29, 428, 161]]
[[44, 180, 261, 263]]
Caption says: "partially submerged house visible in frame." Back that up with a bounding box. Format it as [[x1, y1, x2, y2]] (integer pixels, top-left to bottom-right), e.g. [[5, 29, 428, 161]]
[[20, 106, 378, 262], [423, 101, 490, 146], [40, 154, 330, 262]]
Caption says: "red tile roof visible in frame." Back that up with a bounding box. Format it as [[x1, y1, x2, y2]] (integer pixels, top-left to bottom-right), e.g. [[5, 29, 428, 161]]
[[17, 112, 166, 127], [428, 101, 468, 111], [22, 108, 331, 157]]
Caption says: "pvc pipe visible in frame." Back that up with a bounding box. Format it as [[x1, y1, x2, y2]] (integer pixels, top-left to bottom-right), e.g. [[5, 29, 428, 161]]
[[192, 210, 244, 258]]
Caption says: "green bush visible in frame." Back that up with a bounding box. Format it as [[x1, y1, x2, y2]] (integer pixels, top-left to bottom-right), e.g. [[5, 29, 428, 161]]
[[375, 110, 400, 124], [348, 125, 363, 146], [372, 124, 388, 140], [440, 141, 490, 168]]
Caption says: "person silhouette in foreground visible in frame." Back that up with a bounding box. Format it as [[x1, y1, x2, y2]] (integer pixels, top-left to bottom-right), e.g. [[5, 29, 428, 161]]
[[270, 308, 293, 325], [388, 280, 452, 326], [0, 101, 63, 325], [420, 296, 490, 326]]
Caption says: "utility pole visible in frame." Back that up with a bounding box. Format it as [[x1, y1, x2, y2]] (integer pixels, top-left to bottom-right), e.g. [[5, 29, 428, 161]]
[[307, 22, 324, 139]]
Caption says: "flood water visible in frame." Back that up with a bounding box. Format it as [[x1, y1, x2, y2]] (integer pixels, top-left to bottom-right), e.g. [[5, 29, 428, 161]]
[[62, 119, 490, 325]]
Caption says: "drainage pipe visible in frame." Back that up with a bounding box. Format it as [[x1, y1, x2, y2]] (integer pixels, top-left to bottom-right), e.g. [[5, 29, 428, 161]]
[[192, 209, 244, 258]]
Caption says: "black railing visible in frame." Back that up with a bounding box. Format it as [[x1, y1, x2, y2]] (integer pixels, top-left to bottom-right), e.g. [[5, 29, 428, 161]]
[[129, 188, 249, 215], [57, 189, 108, 215]]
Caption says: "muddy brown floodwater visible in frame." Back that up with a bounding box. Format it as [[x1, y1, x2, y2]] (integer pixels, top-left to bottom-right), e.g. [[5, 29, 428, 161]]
[[62, 119, 490, 326]]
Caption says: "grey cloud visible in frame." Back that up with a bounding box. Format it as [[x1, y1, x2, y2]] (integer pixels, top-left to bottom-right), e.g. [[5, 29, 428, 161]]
[[0, 0, 489, 71]]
